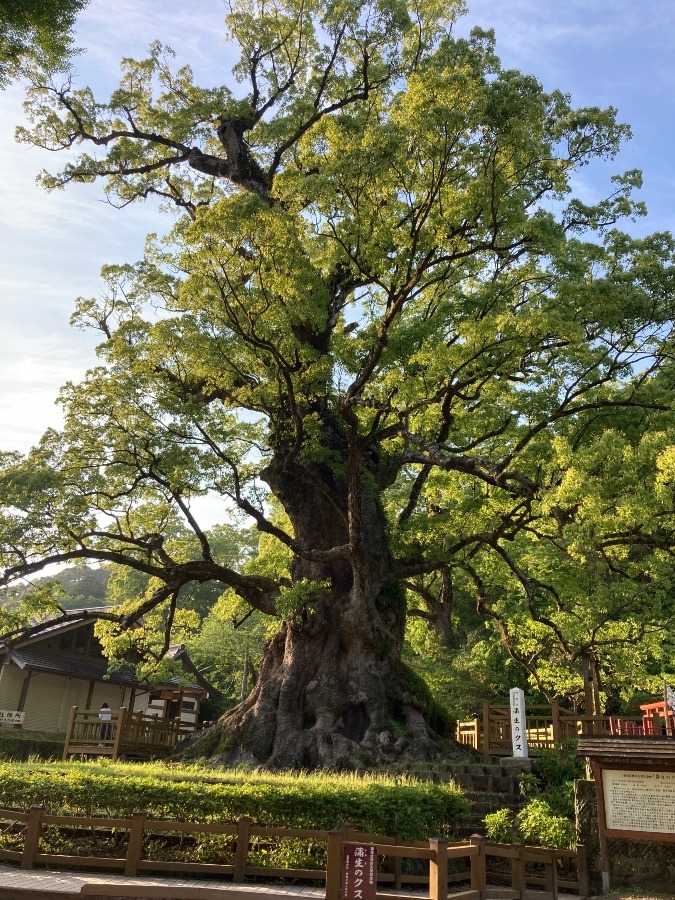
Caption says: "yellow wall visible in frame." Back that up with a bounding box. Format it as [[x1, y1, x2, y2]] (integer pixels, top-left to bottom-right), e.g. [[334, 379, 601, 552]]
[[0, 662, 127, 732]]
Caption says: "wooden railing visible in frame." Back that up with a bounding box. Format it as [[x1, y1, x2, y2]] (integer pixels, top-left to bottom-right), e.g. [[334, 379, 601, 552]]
[[62, 706, 199, 761], [456, 701, 645, 758], [0, 806, 589, 897]]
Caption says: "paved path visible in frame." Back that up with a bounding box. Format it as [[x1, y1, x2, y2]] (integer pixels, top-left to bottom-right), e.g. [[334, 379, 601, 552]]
[[0, 864, 325, 899], [0, 864, 581, 899]]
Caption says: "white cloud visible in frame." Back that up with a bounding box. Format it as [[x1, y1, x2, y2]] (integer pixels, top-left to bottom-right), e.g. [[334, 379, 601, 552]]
[[74, 0, 236, 89], [0, 331, 98, 452], [458, 0, 675, 102]]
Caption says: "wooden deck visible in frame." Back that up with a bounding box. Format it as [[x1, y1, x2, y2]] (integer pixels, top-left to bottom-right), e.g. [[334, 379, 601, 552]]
[[456, 700, 673, 757], [62, 706, 196, 761]]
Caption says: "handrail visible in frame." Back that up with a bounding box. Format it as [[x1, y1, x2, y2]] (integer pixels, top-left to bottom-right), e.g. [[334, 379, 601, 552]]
[[63, 706, 197, 761], [0, 805, 587, 898], [458, 701, 666, 758]]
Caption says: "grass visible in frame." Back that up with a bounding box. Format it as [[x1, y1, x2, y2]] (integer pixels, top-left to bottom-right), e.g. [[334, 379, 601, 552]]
[[0, 758, 469, 869], [10, 756, 450, 785]]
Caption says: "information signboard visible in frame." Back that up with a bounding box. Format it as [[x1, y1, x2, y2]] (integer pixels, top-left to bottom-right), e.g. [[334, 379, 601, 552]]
[[342, 843, 377, 900], [578, 736, 675, 892], [0, 710, 24, 726], [601, 768, 675, 837]]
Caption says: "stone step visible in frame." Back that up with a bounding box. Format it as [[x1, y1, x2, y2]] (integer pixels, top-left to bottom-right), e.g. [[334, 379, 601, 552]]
[[464, 789, 524, 837], [450, 773, 520, 795], [386, 760, 527, 839], [389, 763, 524, 789]]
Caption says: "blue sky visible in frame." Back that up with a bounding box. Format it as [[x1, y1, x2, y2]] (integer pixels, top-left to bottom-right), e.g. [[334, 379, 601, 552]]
[[0, 0, 673, 454]]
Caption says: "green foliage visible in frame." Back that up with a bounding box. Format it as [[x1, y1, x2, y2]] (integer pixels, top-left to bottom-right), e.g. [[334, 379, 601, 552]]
[[483, 808, 518, 844], [531, 750, 585, 821], [0, 566, 110, 611], [403, 614, 524, 721], [484, 800, 574, 850], [187, 592, 269, 701], [485, 750, 583, 849], [516, 799, 575, 850], [0, 759, 469, 840], [276, 579, 331, 624], [534, 750, 585, 790], [0, 579, 68, 637], [0, 0, 87, 86]]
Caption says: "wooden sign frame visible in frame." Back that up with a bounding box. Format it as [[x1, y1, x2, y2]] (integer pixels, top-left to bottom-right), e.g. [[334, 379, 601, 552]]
[[590, 760, 675, 844], [577, 736, 675, 893]]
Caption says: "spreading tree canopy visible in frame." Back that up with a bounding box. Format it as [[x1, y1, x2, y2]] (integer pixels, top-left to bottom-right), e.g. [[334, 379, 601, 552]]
[[2, 0, 675, 766]]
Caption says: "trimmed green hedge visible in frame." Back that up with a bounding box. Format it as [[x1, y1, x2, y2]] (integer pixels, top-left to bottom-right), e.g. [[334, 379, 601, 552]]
[[0, 729, 63, 761], [0, 760, 469, 840]]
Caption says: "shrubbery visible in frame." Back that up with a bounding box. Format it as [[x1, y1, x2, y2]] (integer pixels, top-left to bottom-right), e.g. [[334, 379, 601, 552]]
[[484, 750, 582, 849], [0, 728, 63, 761], [484, 799, 575, 849], [0, 759, 469, 840]]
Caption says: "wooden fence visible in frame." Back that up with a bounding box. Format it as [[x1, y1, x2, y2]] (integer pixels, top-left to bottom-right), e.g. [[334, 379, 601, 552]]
[[62, 707, 200, 761], [0, 806, 589, 898], [456, 701, 644, 758]]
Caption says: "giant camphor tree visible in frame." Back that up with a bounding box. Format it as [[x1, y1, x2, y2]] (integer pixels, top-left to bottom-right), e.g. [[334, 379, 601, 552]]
[[2, 0, 675, 767]]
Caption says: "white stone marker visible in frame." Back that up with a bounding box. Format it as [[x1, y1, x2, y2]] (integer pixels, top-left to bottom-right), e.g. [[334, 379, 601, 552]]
[[509, 687, 528, 758]]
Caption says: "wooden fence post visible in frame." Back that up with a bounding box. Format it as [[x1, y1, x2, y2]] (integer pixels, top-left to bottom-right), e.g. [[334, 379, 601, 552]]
[[342, 822, 356, 842], [511, 844, 525, 900], [326, 829, 342, 900], [543, 849, 559, 900], [551, 698, 561, 749], [234, 815, 251, 882], [112, 707, 127, 760], [576, 843, 589, 898], [429, 838, 447, 900], [125, 812, 146, 876], [482, 701, 491, 759], [21, 806, 43, 869], [62, 706, 78, 761], [470, 834, 485, 900], [391, 831, 402, 890], [169, 717, 181, 749]]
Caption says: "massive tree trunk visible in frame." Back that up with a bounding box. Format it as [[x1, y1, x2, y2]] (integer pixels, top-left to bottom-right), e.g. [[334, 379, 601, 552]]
[[181, 455, 448, 769]]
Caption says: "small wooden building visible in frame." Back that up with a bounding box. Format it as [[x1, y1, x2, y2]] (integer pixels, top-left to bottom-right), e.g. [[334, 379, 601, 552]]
[[0, 609, 217, 733]]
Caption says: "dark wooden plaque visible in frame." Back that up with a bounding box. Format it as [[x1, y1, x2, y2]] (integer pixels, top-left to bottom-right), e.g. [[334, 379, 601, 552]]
[[342, 843, 377, 900]]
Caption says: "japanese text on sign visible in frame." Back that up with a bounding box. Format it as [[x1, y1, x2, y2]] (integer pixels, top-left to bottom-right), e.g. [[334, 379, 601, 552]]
[[509, 687, 528, 758], [603, 770, 675, 835], [342, 843, 377, 900], [0, 710, 24, 725]]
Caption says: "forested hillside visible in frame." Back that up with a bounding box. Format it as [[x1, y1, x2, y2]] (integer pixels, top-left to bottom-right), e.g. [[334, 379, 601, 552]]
[[0, 566, 110, 610]]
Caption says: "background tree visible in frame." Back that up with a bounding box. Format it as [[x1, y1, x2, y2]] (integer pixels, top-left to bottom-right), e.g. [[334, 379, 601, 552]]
[[187, 592, 270, 712], [0, 0, 88, 87], [2, 0, 675, 767]]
